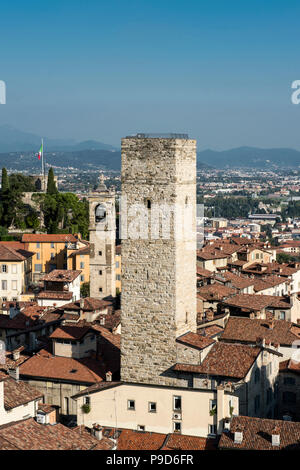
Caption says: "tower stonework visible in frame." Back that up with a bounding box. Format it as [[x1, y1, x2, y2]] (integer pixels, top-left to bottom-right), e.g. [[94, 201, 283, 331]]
[[88, 175, 116, 300], [121, 135, 197, 386]]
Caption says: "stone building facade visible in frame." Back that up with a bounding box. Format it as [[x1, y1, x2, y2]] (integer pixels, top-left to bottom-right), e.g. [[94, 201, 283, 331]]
[[121, 135, 197, 386], [88, 175, 116, 300]]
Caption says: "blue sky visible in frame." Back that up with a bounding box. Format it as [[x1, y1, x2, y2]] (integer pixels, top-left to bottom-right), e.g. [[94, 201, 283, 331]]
[[0, 0, 300, 149]]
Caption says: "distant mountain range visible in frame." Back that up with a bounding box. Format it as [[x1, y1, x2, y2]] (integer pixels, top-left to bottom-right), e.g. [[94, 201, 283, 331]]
[[0, 125, 117, 152], [0, 125, 299, 171], [197, 146, 300, 169]]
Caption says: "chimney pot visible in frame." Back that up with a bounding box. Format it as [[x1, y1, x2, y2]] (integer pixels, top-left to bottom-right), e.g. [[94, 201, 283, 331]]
[[92, 424, 103, 440], [271, 426, 280, 447], [234, 429, 243, 444], [106, 371, 112, 382]]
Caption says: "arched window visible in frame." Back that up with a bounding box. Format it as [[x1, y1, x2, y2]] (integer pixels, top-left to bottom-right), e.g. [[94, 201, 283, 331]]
[[95, 204, 106, 223]]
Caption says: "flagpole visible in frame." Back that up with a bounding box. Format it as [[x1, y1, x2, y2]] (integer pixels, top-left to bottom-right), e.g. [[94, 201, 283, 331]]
[[41, 137, 44, 191]]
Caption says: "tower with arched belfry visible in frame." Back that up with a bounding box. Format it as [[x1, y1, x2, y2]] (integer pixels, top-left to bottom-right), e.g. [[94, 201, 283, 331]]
[[88, 174, 116, 299]]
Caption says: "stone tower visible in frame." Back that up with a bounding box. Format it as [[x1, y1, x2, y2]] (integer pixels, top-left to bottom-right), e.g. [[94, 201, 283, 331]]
[[88, 174, 116, 299], [121, 134, 197, 386]]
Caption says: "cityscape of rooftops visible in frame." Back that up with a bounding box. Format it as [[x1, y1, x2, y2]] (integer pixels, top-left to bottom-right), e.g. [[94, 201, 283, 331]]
[[0, 0, 299, 459]]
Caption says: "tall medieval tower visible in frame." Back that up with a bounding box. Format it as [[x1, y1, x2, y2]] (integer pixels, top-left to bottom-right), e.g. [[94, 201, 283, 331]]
[[88, 174, 116, 300], [121, 134, 197, 386]]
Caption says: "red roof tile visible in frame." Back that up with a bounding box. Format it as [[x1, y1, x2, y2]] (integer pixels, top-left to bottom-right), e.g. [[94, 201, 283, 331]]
[[219, 415, 300, 450], [19, 349, 106, 384], [22, 234, 77, 243], [176, 332, 215, 350], [41, 269, 81, 282], [221, 317, 300, 346], [0, 418, 111, 450], [181, 342, 261, 379]]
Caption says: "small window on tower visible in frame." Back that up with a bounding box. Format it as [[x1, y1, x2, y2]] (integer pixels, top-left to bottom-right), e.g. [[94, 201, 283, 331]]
[[147, 199, 151, 209], [99, 270, 102, 275], [99, 287, 103, 292], [98, 251, 102, 256]]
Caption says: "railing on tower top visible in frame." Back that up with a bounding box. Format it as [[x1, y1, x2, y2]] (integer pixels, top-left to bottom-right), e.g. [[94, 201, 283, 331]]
[[126, 133, 189, 139]]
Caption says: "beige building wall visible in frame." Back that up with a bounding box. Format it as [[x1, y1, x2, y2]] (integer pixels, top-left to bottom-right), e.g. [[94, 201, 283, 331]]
[[22, 378, 88, 417], [53, 334, 97, 359], [74, 383, 238, 437], [0, 260, 30, 301]]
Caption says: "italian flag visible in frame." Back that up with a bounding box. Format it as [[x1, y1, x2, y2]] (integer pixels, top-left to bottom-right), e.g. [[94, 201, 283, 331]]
[[37, 143, 43, 160]]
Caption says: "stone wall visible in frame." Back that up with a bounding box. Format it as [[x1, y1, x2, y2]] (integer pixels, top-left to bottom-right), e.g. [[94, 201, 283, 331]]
[[121, 137, 197, 386]]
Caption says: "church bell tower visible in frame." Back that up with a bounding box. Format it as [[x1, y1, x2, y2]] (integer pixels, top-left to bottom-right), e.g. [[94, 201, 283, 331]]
[[88, 174, 116, 300]]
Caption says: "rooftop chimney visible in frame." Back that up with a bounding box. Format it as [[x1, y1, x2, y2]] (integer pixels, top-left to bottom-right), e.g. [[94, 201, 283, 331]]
[[234, 427, 243, 444], [12, 350, 20, 361], [106, 371, 112, 382], [92, 424, 103, 440], [8, 367, 19, 382], [271, 426, 280, 447]]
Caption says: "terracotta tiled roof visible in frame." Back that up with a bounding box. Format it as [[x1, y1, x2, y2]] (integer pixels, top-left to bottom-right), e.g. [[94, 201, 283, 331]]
[[1, 375, 43, 410], [92, 324, 121, 349], [221, 271, 255, 289], [0, 418, 111, 450], [197, 250, 229, 260], [279, 358, 300, 375], [198, 325, 224, 337], [221, 317, 300, 346], [94, 310, 121, 332], [198, 284, 237, 301], [19, 349, 106, 384], [22, 234, 77, 243], [222, 294, 291, 311], [0, 245, 34, 261], [162, 434, 217, 450], [117, 429, 166, 450], [176, 332, 215, 350], [0, 241, 26, 250], [49, 325, 93, 340], [59, 297, 112, 312], [197, 267, 214, 278], [37, 291, 73, 300], [180, 342, 261, 379], [219, 415, 300, 450], [252, 276, 288, 292], [99, 427, 218, 451], [244, 261, 297, 277], [41, 269, 81, 282], [71, 381, 121, 399]]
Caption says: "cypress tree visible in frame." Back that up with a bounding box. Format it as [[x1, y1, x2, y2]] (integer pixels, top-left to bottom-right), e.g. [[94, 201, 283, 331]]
[[1, 168, 9, 193], [47, 167, 58, 194]]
